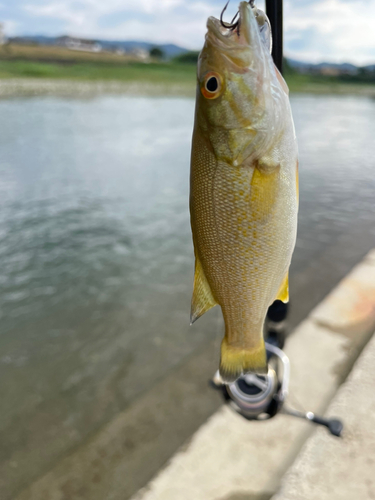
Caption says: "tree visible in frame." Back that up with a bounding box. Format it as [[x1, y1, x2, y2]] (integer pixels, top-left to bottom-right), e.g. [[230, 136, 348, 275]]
[[150, 47, 164, 60], [173, 51, 200, 64]]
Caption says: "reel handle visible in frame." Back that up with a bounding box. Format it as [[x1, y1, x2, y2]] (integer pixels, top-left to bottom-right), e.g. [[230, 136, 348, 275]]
[[306, 412, 343, 437], [282, 408, 344, 437]]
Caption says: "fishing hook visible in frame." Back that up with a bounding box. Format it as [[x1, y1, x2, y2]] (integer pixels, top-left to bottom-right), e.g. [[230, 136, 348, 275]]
[[220, 0, 255, 34], [220, 1, 240, 33]]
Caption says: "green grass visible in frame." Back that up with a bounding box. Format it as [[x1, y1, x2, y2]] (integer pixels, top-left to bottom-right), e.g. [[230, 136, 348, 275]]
[[285, 72, 375, 95], [0, 59, 197, 83]]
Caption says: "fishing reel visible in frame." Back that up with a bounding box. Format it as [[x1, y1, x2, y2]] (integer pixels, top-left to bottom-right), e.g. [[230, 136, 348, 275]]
[[211, 302, 344, 436], [211, 341, 289, 420]]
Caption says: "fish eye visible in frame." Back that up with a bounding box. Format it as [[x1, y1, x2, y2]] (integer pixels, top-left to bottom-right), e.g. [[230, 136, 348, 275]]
[[206, 76, 218, 92], [201, 72, 222, 99]]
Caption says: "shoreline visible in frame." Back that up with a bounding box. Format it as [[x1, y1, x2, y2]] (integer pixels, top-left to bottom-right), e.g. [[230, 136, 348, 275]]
[[0, 78, 196, 98], [1, 77, 375, 98]]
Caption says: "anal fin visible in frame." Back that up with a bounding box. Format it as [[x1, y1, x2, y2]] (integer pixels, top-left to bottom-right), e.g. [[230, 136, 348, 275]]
[[190, 257, 217, 324], [276, 273, 289, 303]]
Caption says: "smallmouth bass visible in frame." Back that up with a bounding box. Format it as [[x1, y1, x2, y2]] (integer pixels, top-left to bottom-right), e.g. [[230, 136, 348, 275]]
[[189, 2, 298, 382]]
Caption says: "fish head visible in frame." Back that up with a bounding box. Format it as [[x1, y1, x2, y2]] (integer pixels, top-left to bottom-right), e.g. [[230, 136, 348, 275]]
[[195, 1, 289, 166]]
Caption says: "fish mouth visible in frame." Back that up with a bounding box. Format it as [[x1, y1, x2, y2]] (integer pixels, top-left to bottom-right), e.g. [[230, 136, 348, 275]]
[[206, 2, 262, 59]]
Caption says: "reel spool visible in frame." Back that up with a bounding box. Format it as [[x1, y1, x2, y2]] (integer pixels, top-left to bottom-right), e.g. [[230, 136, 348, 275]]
[[225, 369, 278, 419]]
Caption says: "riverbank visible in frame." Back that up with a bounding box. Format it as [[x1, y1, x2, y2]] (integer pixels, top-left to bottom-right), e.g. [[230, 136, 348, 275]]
[[1, 43, 374, 97], [1, 76, 375, 99], [0, 78, 196, 98]]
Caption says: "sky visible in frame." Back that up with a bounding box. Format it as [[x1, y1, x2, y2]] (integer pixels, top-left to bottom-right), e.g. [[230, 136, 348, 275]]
[[1, 0, 375, 65]]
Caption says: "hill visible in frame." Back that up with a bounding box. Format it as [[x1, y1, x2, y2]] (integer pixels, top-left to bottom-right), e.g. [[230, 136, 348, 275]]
[[9, 36, 188, 59]]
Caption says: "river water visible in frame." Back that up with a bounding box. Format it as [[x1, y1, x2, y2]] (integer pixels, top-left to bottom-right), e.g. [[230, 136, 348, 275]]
[[1, 94, 375, 497]]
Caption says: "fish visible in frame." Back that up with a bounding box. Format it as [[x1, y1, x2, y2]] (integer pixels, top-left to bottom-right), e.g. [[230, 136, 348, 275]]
[[189, 1, 298, 383]]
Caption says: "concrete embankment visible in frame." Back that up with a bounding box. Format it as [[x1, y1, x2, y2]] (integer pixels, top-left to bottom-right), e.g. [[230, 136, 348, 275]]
[[273, 331, 375, 500]]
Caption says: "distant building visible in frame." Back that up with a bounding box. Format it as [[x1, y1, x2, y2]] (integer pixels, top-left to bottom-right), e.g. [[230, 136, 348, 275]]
[[340, 67, 359, 76], [132, 48, 149, 61], [318, 65, 358, 77], [106, 45, 126, 56], [56, 36, 102, 52], [319, 67, 340, 77], [0, 23, 6, 45]]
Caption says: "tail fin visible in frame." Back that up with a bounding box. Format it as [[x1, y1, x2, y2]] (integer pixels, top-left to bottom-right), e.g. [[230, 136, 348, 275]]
[[219, 337, 267, 383]]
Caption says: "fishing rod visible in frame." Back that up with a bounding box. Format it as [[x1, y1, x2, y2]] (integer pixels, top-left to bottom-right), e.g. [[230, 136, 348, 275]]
[[266, 0, 283, 74], [211, 0, 343, 436]]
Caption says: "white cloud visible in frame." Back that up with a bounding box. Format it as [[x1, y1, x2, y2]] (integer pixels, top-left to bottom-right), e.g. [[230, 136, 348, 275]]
[[17, 0, 375, 63], [23, 0, 210, 47], [25, 3, 87, 28], [284, 0, 375, 64], [2, 19, 20, 36], [25, 0, 185, 18]]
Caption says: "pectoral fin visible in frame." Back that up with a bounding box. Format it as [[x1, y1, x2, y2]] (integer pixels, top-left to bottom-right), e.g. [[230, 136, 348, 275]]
[[190, 257, 217, 324], [250, 163, 280, 224], [276, 273, 289, 303]]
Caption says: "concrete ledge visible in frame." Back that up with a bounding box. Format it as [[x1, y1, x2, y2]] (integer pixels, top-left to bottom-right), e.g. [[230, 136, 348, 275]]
[[311, 249, 375, 339], [272, 331, 375, 500]]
